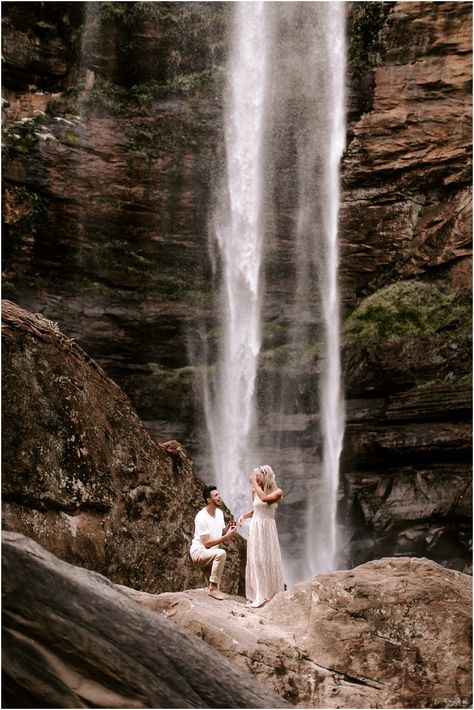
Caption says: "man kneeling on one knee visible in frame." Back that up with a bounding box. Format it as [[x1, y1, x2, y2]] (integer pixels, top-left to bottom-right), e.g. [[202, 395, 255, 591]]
[[190, 485, 237, 600]]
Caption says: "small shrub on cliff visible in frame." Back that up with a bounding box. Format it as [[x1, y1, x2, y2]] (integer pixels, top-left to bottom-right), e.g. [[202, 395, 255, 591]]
[[2, 112, 85, 159], [343, 281, 472, 342], [1, 113, 57, 160]]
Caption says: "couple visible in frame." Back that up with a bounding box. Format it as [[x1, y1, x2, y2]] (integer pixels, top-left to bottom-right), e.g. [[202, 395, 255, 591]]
[[190, 465, 284, 607]]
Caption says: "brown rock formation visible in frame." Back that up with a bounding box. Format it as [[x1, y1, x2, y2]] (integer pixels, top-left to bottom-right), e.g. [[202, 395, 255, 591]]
[[340, 1, 472, 304], [341, 329, 472, 572], [2, 300, 245, 594], [2, 531, 285, 709], [123, 556, 472, 709], [337, 0, 473, 571]]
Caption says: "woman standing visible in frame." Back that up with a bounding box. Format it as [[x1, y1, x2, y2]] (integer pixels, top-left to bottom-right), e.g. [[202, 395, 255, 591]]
[[238, 465, 284, 608]]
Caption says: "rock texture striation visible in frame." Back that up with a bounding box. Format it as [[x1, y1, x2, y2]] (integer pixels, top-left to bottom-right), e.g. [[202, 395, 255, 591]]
[[2, 531, 284, 709], [123, 555, 472, 709], [342, 334, 472, 572], [2, 300, 245, 594], [340, 1, 472, 303]]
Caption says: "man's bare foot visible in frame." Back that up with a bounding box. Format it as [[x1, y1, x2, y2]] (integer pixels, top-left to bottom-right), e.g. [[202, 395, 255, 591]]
[[208, 588, 226, 600]]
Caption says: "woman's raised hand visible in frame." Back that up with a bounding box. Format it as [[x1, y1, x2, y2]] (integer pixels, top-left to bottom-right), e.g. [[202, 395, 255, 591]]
[[238, 514, 244, 526]]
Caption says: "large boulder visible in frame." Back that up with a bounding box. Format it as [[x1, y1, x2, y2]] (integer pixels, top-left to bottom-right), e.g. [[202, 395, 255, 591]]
[[124, 556, 472, 709], [2, 300, 245, 594], [2, 531, 285, 709]]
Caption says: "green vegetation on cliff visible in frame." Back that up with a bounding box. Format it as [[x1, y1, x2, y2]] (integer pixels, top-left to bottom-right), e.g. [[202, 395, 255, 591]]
[[343, 281, 472, 342], [348, 1, 394, 77], [46, 0, 227, 119]]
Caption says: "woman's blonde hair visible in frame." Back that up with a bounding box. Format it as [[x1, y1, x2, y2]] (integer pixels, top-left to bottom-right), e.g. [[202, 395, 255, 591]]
[[255, 464, 277, 494]]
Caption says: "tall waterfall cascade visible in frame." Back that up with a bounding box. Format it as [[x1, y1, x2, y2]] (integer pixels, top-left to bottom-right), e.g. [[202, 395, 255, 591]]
[[206, 2, 346, 580], [296, 4, 346, 576], [206, 2, 271, 519]]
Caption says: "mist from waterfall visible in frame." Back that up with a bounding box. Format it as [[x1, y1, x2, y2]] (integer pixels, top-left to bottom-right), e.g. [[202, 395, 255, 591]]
[[206, 2, 346, 579], [309, 5, 346, 575], [205, 2, 271, 519], [284, 3, 346, 577]]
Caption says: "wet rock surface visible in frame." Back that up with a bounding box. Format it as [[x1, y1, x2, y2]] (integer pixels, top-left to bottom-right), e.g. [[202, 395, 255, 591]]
[[2, 531, 284, 709], [123, 555, 473, 709], [342, 336, 472, 572], [2, 300, 245, 594]]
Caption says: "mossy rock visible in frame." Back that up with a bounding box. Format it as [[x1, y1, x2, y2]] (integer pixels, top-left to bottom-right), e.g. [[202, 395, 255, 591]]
[[343, 280, 472, 342]]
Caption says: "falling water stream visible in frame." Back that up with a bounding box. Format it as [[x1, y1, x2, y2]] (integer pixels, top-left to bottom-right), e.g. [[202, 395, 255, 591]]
[[207, 2, 346, 578], [312, 5, 346, 575], [206, 2, 271, 519], [290, 3, 346, 576]]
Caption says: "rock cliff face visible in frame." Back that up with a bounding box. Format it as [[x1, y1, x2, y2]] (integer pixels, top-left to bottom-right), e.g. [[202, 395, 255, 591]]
[[341, 1, 472, 303], [2, 300, 245, 594], [1, 2, 472, 573]]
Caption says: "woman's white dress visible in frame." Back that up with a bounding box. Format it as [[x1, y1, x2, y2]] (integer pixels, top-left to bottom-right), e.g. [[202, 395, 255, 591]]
[[246, 496, 284, 606]]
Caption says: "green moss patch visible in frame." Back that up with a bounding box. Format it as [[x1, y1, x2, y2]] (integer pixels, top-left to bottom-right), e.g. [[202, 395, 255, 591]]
[[343, 280, 472, 342]]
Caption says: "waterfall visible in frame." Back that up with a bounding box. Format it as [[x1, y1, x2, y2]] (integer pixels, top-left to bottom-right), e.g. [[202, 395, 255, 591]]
[[206, 2, 271, 518], [290, 3, 346, 576], [206, 2, 346, 577]]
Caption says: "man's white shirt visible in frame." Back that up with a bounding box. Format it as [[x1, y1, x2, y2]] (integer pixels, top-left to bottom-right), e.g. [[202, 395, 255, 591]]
[[190, 507, 225, 554]]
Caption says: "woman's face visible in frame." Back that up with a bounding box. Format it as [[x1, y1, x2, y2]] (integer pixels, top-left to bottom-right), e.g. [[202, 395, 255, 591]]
[[255, 468, 263, 486]]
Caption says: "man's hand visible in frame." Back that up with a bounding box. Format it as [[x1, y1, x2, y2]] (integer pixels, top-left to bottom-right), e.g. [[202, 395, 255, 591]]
[[224, 522, 237, 539]]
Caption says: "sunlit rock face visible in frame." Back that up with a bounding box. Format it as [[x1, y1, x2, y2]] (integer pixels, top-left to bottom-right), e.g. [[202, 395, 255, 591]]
[[123, 556, 472, 709], [2, 300, 245, 594], [1, 1, 472, 575]]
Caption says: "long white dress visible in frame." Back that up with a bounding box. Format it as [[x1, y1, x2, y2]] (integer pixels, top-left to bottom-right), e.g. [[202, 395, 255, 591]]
[[245, 495, 284, 606]]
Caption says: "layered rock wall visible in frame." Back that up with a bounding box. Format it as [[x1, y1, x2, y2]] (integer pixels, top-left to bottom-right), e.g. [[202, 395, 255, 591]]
[[2, 1, 472, 573], [338, 2, 472, 570], [340, 1, 472, 302]]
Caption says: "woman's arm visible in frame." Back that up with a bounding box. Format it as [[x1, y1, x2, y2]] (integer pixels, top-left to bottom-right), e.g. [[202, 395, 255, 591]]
[[258, 487, 283, 503], [249, 474, 283, 503], [238, 510, 254, 525]]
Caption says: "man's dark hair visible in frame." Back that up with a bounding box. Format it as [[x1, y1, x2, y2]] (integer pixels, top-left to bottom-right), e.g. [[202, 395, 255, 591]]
[[203, 485, 217, 503]]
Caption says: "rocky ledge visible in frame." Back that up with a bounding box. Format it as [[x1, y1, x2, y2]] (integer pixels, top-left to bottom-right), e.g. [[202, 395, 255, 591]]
[[3, 531, 283, 709], [123, 555, 472, 709], [4, 531, 471, 709]]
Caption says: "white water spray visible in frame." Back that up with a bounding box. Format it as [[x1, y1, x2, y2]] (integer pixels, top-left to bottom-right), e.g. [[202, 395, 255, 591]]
[[206, 2, 270, 518], [297, 3, 346, 575], [206, 3, 346, 577]]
